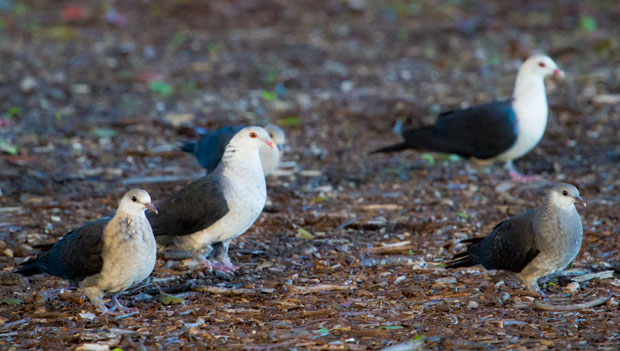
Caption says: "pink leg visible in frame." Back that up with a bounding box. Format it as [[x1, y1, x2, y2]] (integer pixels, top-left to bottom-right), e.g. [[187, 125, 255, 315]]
[[506, 161, 541, 183]]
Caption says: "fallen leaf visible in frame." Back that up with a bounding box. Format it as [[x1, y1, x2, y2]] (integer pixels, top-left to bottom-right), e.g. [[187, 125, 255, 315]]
[[159, 291, 185, 305], [0, 298, 22, 305], [297, 227, 315, 239]]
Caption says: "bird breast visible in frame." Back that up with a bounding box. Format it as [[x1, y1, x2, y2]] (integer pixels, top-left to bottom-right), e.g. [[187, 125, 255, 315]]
[[94, 215, 157, 293]]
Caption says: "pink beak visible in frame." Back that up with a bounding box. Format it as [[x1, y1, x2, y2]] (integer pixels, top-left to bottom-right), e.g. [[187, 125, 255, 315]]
[[553, 68, 565, 79], [264, 140, 276, 148]]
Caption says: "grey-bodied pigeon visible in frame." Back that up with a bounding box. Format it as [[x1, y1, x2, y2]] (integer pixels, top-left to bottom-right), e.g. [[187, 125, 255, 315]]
[[446, 183, 585, 295], [149, 126, 274, 273], [372, 55, 565, 182], [15, 189, 158, 313], [180, 123, 285, 176]]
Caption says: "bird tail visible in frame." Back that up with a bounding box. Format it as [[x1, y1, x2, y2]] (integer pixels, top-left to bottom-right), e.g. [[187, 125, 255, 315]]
[[13, 259, 41, 276], [444, 237, 483, 268], [179, 141, 197, 155], [369, 126, 437, 154], [444, 251, 476, 268]]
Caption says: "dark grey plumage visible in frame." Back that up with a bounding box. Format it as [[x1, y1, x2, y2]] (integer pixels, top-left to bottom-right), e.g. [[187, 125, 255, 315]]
[[372, 101, 518, 159], [181, 125, 243, 172], [16, 219, 107, 284], [446, 183, 585, 294]]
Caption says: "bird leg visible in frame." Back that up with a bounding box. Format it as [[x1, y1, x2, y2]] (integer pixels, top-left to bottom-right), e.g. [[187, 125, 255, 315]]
[[211, 241, 241, 273], [506, 161, 541, 183], [110, 294, 133, 311], [520, 276, 547, 298], [83, 286, 110, 314]]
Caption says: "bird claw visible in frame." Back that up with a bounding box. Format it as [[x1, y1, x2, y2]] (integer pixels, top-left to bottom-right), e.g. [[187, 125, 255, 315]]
[[211, 262, 241, 274]]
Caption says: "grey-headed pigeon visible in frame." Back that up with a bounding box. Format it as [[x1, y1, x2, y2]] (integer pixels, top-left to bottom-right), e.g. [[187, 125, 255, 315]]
[[181, 123, 285, 176], [149, 126, 274, 273], [372, 55, 565, 182], [446, 183, 585, 295], [15, 189, 158, 313]]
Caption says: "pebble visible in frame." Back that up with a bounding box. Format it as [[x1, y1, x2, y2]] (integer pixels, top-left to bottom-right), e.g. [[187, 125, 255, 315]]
[[563, 282, 580, 295], [20, 76, 37, 93], [468, 300, 479, 309]]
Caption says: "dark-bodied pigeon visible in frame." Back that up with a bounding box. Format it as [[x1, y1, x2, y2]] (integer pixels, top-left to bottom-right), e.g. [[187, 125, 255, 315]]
[[181, 123, 285, 176], [446, 183, 585, 295], [372, 55, 565, 182], [15, 189, 158, 313], [149, 126, 274, 273]]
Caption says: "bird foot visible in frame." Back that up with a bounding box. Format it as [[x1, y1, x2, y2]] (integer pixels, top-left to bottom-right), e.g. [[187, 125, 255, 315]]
[[509, 170, 542, 183], [197, 258, 217, 272], [110, 295, 134, 311], [211, 262, 241, 274]]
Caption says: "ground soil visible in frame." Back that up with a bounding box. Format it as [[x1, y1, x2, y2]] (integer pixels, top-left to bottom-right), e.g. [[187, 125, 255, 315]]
[[0, 0, 619, 350]]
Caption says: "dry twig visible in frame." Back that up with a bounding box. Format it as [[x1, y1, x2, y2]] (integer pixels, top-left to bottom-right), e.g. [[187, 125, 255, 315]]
[[534, 295, 611, 311]]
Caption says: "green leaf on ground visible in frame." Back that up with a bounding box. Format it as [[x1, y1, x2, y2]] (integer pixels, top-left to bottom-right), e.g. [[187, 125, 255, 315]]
[[0, 140, 18, 155], [262, 90, 278, 102], [382, 325, 404, 330], [7, 107, 21, 117], [47, 25, 77, 40], [280, 115, 300, 127], [150, 81, 173, 97], [90, 127, 117, 138], [0, 298, 22, 305], [422, 153, 435, 166], [160, 291, 185, 305], [297, 227, 315, 239], [310, 195, 327, 204], [579, 16, 598, 33], [315, 328, 330, 336]]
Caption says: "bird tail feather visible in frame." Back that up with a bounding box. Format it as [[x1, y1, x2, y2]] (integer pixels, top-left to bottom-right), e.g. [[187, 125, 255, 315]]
[[444, 253, 476, 268], [369, 126, 440, 154], [369, 142, 410, 154], [13, 260, 41, 276], [179, 141, 197, 155]]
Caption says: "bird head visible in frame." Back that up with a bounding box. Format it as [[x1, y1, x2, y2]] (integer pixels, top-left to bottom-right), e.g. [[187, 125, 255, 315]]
[[120, 189, 158, 215], [230, 126, 276, 150], [522, 55, 565, 79], [548, 183, 586, 209], [265, 124, 286, 151]]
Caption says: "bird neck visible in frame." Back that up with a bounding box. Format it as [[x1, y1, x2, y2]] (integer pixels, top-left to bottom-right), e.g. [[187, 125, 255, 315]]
[[512, 72, 548, 114], [220, 145, 264, 174]]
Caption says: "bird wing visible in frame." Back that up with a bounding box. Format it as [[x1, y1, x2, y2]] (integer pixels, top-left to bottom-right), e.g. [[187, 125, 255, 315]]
[[147, 174, 230, 237], [395, 100, 517, 159], [469, 210, 539, 272], [30, 218, 108, 281], [194, 125, 244, 172]]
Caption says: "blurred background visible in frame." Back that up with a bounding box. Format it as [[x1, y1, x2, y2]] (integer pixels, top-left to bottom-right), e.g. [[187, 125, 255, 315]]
[[0, 0, 619, 194]]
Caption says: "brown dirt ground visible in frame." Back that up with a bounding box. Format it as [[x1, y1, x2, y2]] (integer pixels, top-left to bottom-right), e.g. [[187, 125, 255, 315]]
[[0, 0, 619, 350]]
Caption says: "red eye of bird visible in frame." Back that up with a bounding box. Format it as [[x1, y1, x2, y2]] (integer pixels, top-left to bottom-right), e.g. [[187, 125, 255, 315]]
[[249, 132, 257, 138], [538, 62, 546, 68]]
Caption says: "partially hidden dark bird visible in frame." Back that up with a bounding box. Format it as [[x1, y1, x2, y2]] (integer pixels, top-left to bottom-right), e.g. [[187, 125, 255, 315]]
[[372, 55, 565, 182], [180, 123, 285, 176]]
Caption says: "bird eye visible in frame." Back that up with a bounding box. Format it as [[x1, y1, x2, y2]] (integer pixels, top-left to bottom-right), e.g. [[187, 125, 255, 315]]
[[249, 132, 257, 138], [562, 191, 568, 196], [538, 62, 546, 68], [131, 196, 137, 202]]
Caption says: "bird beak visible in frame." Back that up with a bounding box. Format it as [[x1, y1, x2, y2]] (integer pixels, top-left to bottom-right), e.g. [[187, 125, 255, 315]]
[[277, 144, 285, 152], [145, 202, 159, 214], [264, 139, 276, 148], [553, 68, 565, 79], [574, 195, 586, 208]]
